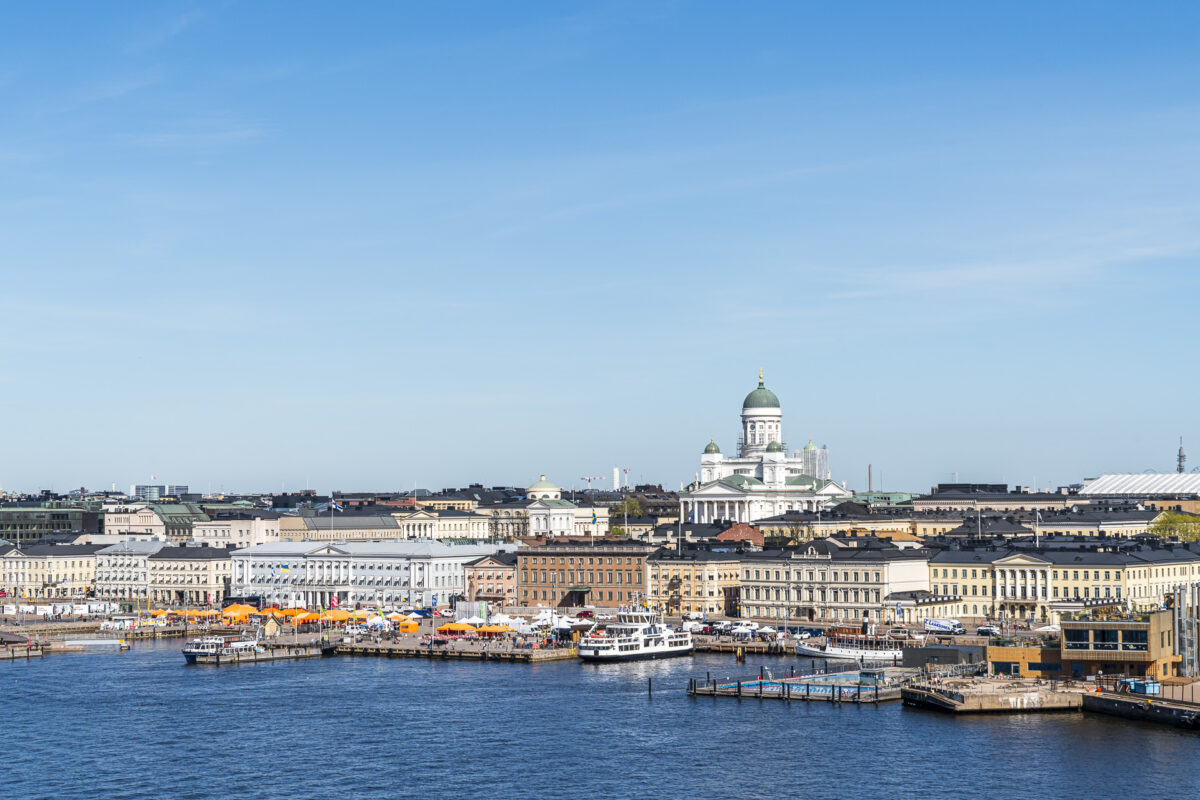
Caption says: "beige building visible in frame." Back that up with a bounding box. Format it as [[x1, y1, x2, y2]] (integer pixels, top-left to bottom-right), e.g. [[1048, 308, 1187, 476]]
[[148, 545, 232, 605], [740, 539, 933, 625], [191, 512, 281, 549], [0, 544, 102, 599], [103, 506, 167, 539], [646, 550, 742, 616]]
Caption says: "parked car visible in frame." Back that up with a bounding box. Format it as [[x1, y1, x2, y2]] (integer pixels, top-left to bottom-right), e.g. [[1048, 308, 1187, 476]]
[[700, 625, 716, 635], [576, 610, 594, 619], [794, 630, 812, 640], [976, 625, 1001, 637]]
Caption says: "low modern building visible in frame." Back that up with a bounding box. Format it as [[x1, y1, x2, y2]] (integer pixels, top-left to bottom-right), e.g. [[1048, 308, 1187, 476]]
[[0, 506, 102, 543], [231, 540, 502, 608]]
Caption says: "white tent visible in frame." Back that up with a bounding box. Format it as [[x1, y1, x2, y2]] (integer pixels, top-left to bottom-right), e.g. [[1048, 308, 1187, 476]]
[[462, 616, 486, 626], [758, 626, 776, 635], [1035, 624, 1061, 633], [730, 626, 754, 636]]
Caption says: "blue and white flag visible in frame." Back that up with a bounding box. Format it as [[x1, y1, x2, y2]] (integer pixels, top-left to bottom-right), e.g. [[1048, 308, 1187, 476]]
[[330, 500, 344, 512]]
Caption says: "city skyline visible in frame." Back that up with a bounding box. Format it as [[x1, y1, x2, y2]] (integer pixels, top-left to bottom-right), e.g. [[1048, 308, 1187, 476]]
[[3, 3, 1199, 492]]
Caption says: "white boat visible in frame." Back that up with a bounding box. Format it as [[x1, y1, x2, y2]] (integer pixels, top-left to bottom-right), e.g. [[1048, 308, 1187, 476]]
[[578, 609, 693, 663], [796, 630, 903, 662], [182, 635, 261, 664]]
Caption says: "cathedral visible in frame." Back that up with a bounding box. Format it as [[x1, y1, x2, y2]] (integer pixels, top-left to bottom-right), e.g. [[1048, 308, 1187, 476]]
[[680, 372, 851, 524]]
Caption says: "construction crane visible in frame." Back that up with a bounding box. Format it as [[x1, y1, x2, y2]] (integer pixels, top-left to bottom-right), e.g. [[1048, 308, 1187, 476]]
[[580, 476, 604, 492]]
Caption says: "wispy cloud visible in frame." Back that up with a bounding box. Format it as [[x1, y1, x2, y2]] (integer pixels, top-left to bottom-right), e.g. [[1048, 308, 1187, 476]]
[[124, 7, 208, 54], [124, 122, 266, 149]]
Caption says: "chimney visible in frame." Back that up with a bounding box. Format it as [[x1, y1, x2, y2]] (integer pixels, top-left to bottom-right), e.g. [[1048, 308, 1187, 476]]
[[868, 464, 873, 493]]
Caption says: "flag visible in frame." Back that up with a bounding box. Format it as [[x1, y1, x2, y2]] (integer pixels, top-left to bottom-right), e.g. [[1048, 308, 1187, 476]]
[[330, 500, 344, 512], [1036, 511, 1043, 524], [591, 509, 597, 525], [280, 565, 291, 574]]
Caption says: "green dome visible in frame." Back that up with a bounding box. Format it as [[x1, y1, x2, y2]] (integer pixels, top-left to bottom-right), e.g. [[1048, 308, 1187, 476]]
[[528, 475, 558, 491], [803, 438, 817, 451], [703, 439, 721, 455], [766, 440, 784, 453], [742, 373, 780, 409]]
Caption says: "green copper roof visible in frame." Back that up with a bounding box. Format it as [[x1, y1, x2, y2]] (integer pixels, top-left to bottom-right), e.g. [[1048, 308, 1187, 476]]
[[703, 439, 721, 454], [528, 475, 559, 491], [803, 438, 817, 451], [765, 440, 783, 453], [742, 375, 780, 409]]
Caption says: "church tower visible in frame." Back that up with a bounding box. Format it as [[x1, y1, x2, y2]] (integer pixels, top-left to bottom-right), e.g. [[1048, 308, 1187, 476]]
[[739, 370, 783, 457]]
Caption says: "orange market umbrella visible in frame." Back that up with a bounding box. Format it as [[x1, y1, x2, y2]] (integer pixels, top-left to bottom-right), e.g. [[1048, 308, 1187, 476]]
[[222, 603, 256, 617], [149, 609, 168, 617], [478, 624, 513, 634], [278, 608, 306, 617], [436, 622, 477, 633], [322, 609, 351, 623]]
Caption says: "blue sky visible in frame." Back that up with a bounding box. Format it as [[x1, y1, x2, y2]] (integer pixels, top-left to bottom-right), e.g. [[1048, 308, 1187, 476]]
[[2, 2, 1199, 495]]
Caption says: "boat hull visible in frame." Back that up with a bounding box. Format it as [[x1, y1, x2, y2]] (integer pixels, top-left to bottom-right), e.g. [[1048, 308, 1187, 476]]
[[795, 642, 902, 661], [578, 645, 694, 663]]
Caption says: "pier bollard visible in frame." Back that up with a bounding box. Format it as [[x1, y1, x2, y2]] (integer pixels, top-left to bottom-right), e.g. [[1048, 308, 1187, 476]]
[[806, 683, 810, 700], [737, 680, 742, 698], [648, 677, 652, 698]]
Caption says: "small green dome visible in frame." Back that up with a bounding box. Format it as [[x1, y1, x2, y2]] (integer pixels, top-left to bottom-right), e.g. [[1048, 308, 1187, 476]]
[[742, 372, 780, 409], [766, 440, 784, 453], [528, 475, 558, 491], [703, 439, 721, 455], [803, 438, 817, 451]]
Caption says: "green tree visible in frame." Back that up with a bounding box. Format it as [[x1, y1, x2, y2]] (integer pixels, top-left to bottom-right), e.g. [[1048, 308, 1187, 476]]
[[611, 497, 643, 518], [1147, 511, 1200, 541]]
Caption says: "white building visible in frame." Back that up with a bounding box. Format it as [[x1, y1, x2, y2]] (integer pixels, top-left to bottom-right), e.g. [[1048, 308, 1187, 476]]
[[681, 373, 851, 523], [230, 540, 505, 608], [525, 476, 610, 538], [94, 540, 167, 600], [191, 512, 281, 549]]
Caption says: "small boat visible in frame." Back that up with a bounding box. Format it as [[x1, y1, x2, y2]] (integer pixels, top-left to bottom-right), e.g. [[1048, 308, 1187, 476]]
[[182, 635, 261, 665], [62, 638, 130, 651], [578, 609, 693, 663]]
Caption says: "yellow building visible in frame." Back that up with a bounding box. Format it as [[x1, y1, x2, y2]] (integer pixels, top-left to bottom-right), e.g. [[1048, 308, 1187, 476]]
[[646, 550, 742, 615], [0, 544, 102, 599], [929, 542, 1200, 623]]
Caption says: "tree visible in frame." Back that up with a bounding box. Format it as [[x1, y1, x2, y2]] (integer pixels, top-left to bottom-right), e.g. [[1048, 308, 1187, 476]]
[[611, 497, 643, 518], [1147, 511, 1200, 542]]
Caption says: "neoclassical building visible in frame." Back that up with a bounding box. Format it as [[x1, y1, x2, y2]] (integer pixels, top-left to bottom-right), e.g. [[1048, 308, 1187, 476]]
[[680, 373, 851, 524], [525, 476, 610, 538]]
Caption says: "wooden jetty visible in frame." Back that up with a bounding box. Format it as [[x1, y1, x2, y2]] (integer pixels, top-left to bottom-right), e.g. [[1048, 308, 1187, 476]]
[[901, 679, 1083, 714], [0, 644, 43, 660]]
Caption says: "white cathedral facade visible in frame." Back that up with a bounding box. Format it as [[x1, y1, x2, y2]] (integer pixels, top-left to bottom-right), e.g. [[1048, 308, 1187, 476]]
[[680, 372, 851, 524]]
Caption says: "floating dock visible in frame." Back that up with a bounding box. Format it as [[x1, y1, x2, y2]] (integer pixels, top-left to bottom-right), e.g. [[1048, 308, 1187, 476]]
[[901, 679, 1083, 714], [687, 667, 910, 704], [334, 641, 578, 663], [0, 644, 43, 660], [1082, 692, 1200, 729], [186, 642, 333, 666]]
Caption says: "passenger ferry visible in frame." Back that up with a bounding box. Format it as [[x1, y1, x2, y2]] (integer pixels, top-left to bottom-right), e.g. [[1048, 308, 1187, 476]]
[[182, 635, 261, 665], [795, 627, 903, 663], [578, 609, 693, 663]]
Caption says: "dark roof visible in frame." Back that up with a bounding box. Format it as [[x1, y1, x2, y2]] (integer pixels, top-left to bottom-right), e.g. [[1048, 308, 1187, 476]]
[[465, 552, 518, 567], [149, 546, 232, 560], [0, 543, 105, 556]]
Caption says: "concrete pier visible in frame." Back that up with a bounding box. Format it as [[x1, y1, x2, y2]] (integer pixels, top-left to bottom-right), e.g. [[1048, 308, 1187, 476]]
[[901, 679, 1083, 713]]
